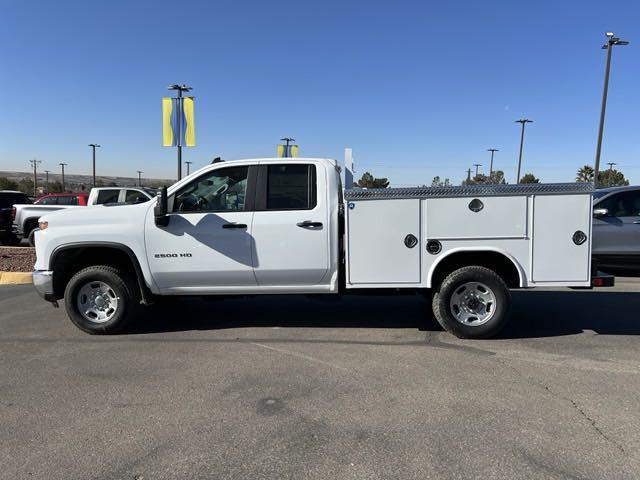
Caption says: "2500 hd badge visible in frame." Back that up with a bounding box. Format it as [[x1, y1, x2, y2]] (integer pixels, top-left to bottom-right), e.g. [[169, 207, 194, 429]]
[[154, 253, 193, 258]]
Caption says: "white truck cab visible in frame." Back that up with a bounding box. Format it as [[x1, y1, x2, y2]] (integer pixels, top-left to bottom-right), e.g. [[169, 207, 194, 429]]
[[32, 156, 612, 339]]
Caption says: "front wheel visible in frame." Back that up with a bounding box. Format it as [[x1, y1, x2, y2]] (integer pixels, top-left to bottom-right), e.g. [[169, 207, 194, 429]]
[[432, 266, 511, 339], [64, 265, 139, 334]]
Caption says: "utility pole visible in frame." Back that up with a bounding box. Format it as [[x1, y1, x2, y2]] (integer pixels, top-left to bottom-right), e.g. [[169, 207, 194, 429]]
[[594, 32, 629, 188], [466, 168, 472, 184], [89, 144, 101, 187], [487, 148, 499, 180], [59, 163, 67, 192], [168, 84, 192, 180], [44, 170, 50, 193], [515, 119, 533, 183], [473, 163, 482, 177], [606, 162, 617, 186], [185, 161, 192, 176], [29, 159, 42, 197], [280, 137, 295, 158], [137, 171, 143, 187]]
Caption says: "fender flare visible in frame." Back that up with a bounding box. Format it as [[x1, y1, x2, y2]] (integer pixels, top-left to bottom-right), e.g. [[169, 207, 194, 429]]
[[427, 246, 525, 288], [50, 241, 154, 304]]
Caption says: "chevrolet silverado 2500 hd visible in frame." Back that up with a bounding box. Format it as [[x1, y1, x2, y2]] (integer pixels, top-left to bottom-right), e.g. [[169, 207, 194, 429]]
[[32, 156, 612, 339]]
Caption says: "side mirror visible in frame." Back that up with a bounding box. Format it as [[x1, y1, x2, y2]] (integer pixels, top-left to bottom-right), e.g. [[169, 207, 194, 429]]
[[154, 187, 169, 226], [593, 207, 609, 218]]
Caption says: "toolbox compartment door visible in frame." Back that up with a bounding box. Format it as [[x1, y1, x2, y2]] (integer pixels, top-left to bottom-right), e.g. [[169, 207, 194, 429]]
[[532, 194, 591, 282], [347, 199, 421, 284]]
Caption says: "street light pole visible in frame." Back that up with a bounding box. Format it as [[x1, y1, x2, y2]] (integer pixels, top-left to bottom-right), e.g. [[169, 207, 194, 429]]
[[29, 159, 41, 197], [594, 32, 629, 188], [137, 171, 143, 187], [606, 162, 617, 186], [59, 163, 67, 192], [515, 119, 533, 184], [185, 161, 192, 176], [89, 144, 101, 187], [487, 148, 499, 180], [44, 170, 50, 193], [168, 84, 192, 181], [280, 137, 295, 158]]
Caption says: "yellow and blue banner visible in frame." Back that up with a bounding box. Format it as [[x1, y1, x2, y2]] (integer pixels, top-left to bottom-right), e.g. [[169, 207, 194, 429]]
[[162, 97, 195, 147], [277, 144, 299, 157]]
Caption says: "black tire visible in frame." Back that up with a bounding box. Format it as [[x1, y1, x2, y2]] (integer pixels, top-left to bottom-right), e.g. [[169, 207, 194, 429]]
[[64, 265, 139, 334], [432, 266, 511, 339]]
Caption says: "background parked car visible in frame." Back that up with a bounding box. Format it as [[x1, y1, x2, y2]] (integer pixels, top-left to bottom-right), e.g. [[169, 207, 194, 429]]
[[34, 193, 89, 206], [13, 187, 157, 246], [592, 185, 640, 275], [0, 190, 31, 245]]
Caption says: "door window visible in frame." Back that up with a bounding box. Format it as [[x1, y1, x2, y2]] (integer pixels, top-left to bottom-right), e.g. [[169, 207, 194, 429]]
[[38, 196, 58, 205], [266, 164, 316, 210], [173, 166, 249, 212], [597, 191, 640, 217], [96, 190, 120, 204], [57, 196, 77, 205], [125, 190, 149, 203]]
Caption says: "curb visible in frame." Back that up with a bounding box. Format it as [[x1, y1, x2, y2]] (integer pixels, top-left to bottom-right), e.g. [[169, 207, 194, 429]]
[[0, 271, 32, 285]]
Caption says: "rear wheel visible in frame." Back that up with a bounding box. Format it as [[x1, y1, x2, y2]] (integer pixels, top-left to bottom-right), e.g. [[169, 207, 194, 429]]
[[64, 265, 139, 334], [432, 266, 511, 339]]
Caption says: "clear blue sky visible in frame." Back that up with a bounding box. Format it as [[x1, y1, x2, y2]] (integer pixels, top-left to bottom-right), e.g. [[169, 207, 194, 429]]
[[1, 0, 638, 185]]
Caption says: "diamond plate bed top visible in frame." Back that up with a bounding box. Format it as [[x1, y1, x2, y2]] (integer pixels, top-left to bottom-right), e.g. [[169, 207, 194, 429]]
[[344, 183, 594, 200]]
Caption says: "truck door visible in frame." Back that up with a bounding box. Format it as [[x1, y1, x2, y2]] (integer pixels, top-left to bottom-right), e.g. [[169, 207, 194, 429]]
[[145, 165, 257, 290], [251, 163, 330, 286], [592, 189, 640, 270]]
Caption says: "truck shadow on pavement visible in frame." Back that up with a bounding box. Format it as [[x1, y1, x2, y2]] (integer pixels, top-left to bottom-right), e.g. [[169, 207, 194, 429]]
[[129, 289, 640, 339]]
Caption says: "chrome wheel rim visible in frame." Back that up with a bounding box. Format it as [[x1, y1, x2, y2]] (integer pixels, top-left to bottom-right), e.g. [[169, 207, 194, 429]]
[[449, 281, 496, 326], [76, 281, 120, 323]]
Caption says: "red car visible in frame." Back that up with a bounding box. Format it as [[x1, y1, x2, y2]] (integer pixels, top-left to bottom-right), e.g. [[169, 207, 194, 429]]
[[34, 193, 89, 206]]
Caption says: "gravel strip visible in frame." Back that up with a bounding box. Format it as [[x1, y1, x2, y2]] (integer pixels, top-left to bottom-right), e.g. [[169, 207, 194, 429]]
[[0, 247, 36, 272]]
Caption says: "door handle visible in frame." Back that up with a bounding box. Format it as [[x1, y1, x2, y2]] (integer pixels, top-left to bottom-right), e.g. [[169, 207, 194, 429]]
[[633, 221, 640, 224], [297, 220, 323, 228], [222, 223, 247, 229]]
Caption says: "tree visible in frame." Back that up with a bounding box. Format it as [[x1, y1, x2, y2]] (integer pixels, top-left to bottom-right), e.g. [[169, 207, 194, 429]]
[[576, 165, 594, 183], [16, 178, 34, 194], [355, 172, 389, 188], [431, 176, 451, 187], [598, 168, 629, 187], [48, 181, 64, 193], [462, 170, 506, 185], [575, 164, 629, 186], [0, 177, 18, 190], [519, 173, 540, 184]]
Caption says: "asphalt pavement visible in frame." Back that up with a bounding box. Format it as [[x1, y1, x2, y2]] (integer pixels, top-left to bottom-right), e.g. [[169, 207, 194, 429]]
[[1, 280, 639, 480]]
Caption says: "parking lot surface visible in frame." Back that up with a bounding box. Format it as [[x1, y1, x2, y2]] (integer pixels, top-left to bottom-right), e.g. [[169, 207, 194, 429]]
[[1, 280, 639, 480]]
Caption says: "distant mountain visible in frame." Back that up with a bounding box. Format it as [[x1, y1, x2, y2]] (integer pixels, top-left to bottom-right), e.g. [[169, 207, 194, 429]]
[[0, 170, 174, 191]]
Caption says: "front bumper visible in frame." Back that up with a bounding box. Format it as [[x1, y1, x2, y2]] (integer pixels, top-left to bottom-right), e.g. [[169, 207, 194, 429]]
[[33, 270, 56, 302]]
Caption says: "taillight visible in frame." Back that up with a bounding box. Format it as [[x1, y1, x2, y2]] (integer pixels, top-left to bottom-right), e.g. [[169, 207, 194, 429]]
[[11, 207, 16, 221]]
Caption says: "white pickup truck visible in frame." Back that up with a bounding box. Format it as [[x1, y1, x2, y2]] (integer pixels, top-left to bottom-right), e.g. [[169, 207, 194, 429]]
[[13, 187, 155, 245], [32, 155, 612, 338]]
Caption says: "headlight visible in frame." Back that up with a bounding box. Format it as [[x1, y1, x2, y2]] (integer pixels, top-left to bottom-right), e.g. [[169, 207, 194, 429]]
[[38, 221, 49, 231]]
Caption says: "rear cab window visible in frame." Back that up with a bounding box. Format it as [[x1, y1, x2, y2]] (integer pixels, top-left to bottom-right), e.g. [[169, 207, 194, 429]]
[[265, 164, 317, 210]]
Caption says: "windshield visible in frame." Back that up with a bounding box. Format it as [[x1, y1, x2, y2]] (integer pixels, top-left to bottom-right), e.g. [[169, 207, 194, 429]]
[[593, 191, 610, 201]]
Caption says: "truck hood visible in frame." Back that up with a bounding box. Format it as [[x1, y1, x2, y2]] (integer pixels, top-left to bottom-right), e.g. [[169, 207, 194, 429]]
[[40, 201, 152, 227]]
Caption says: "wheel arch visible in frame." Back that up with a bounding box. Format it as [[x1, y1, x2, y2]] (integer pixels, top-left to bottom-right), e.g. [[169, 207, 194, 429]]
[[50, 242, 153, 304], [428, 248, 525, 289]]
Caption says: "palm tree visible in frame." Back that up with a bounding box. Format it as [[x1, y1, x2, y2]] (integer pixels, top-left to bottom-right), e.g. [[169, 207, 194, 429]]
[[576, 165, 594, 183]]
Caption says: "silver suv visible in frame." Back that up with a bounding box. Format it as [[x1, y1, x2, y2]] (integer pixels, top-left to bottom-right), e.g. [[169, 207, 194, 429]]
[[592, 185, 640, 274]]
